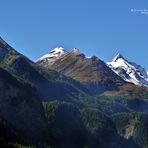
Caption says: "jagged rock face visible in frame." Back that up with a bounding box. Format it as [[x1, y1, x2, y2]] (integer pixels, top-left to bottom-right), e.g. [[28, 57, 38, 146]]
[[123, 118, 139, 139], [37, 48, 125, 94], [107, 54, 148, 87]]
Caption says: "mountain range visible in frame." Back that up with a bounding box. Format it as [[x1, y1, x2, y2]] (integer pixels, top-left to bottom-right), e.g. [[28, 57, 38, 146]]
[[0, 37, 148, 148], [37, 47, 148, 88]]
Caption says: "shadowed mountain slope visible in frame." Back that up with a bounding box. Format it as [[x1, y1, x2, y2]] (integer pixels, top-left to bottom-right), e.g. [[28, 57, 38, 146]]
[[0, 37, 91, 101]]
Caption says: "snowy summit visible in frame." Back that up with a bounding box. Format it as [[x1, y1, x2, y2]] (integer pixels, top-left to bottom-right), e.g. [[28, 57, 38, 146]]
[[36, 47, 68, 66], [107, 53, 148, 87]]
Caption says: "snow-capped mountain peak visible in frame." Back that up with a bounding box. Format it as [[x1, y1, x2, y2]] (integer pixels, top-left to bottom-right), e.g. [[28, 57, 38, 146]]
[[36, 47, 68, 66], [112, 53, 126, 62], [50, 47, 65, 54], [107, 54, 148, 87]]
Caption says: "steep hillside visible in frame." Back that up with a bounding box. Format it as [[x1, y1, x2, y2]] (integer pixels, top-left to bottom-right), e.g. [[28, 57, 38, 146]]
[[112, 112, 148, 148], [43, 101, 139, 148], [0, 37, 91, 101], [1, 37, 148, 148], [0, 66, 46, 146]]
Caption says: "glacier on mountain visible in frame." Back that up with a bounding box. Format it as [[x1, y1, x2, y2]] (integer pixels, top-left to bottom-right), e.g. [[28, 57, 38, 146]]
[[107, 54, 148, 87]]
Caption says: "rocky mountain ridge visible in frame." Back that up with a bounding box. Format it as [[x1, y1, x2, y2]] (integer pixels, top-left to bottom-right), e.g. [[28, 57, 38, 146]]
[[37, 48, 148, 87]]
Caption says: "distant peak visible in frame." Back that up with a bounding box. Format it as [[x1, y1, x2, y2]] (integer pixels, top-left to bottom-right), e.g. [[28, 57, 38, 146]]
[[50, 47, 65, 53], [112, 53, 125, 62], [72, 48, 81, 54], [36, 46, 69, 63]]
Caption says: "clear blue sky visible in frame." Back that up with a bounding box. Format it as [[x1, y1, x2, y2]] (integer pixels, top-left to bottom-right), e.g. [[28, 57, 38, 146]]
[[0, 0, 148, 69]]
